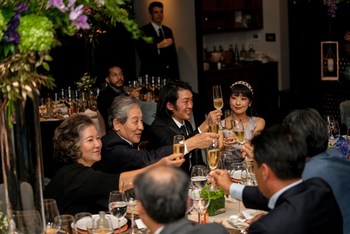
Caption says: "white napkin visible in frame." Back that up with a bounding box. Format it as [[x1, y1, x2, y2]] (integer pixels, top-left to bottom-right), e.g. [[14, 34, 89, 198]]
[[135, 219, 147, 230]]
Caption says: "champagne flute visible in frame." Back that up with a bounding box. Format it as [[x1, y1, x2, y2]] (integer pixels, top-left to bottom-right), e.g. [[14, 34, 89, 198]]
[[224, 110, 233, 131], [190, 165, 208, 189], [44, 198, 60, 234], [208, 116, 219, 134], [212, 85, 223, 110], [11, 210, 44, 234], [207, 139, 220, 171], [173, 135, 185, 160], [233, 119, 245, 144], [108, 190, 127, 233]]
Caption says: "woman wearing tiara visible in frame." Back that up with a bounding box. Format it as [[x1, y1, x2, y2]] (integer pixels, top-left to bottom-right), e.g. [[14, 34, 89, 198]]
[[222, 81, 265, 162]]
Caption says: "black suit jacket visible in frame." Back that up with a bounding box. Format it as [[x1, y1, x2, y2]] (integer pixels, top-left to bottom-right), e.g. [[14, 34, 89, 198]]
[[136, 23, 179, 80], [92, 129, 172, 174], [160, 218, 227, 234], [242, 178, 343, 234], [149, 117, 205, 174]]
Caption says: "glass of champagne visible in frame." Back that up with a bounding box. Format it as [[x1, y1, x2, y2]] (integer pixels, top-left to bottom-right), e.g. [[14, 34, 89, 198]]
[[212, 85, 223, 110], [44, 198, 60, 234], [207, 139, 220, 171], [173, 134, 185, 160], [108, 190, 127, 233], [233, 119, 245, 144], [208, 116, 219, 134]]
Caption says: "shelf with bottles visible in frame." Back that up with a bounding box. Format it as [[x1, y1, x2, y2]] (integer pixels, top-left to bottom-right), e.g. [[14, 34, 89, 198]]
[[39, 87, 100, 119], [127, 75, 168, 102], [200, 0, 263, 34]]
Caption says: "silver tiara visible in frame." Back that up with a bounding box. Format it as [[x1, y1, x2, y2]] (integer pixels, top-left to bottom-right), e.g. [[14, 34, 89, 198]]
[[230, 81, 254, 95]]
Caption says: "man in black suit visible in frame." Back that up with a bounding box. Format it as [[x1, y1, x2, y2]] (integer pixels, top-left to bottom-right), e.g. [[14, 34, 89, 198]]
[[149, 80, 222, 173], [134, 165, 228, 234], [136, 1, 179, 80], [210, 125, 343, 234]]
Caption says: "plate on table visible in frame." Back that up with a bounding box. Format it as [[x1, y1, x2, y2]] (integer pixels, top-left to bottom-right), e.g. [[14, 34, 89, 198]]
[[228, 214, 249, 230], [75, 214, 127, 231]]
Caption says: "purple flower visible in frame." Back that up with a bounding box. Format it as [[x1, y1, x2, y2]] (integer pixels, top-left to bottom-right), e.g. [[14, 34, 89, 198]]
[[72, 15, 90, 30], [69, 4, 84, 21], [68, 0, 77, 8], [15, 2, 29, 13], [46, 0, 67, 13], [2, 13, 21, 44]]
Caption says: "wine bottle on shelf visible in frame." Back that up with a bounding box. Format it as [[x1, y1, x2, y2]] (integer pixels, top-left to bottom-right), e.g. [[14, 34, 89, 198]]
[[233, 44, 240, 65]]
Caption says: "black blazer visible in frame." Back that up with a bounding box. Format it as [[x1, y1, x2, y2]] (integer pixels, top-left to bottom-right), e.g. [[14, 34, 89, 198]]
[[160, 218, 227, 234], [93, 129, 172, 174], [136, 23, 179, 80], [149, 117, 205, 174], [243, 178, 343, 234]]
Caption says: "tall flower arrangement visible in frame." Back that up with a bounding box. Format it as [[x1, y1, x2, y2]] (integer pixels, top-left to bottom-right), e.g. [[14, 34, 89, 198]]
[[0, 0, 146, 117]]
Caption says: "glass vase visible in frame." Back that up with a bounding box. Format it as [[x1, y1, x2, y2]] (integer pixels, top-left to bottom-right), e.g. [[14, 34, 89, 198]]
[[0, 95, 45, 233]]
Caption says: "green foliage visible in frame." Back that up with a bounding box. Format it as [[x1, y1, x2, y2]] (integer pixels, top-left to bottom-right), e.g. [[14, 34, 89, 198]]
[[200, 184, 226, 216]]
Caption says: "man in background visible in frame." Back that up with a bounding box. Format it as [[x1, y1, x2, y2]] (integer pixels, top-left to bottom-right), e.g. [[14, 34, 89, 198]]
[[134, 165, 227, 234], [136, 1, 179, 80], [97, 64, 128, 135]]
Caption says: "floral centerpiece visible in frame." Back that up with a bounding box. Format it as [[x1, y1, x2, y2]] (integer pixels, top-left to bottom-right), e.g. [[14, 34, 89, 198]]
[[0, 0, 149, 116], [76, 72, 96, 92]]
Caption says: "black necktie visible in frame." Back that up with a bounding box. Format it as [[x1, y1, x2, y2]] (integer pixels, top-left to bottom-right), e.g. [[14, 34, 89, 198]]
[[158, 28, 164, 41], [180, 125, 188, 136]]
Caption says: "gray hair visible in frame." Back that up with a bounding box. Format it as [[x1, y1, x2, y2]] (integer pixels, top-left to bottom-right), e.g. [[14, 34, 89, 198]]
[[108, 96, 141, 128]]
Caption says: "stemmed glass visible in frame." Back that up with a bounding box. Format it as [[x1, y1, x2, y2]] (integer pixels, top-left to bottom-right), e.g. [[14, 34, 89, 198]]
[[208, 116, 219, 134], [173, 135, 185, 160], [212, 85, 223, 110], [190, 165, 208, 189], [44, 198, 60, 233], [53, 214, 75, 234], [189, 188, 210, 223], [326, 115, 340, 145], [125, 184, 136, 234], [233, 119, 245, 144], [74, 212, 92, 234], [11, 210, 44, 234], [108, 190, 127, 233]]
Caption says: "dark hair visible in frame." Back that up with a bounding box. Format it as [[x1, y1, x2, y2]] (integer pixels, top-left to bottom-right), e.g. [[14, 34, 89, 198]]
[[53, 114, 95, 163], [156, 80, 192, 119], [229, 81, 254, 116], [282, 108, 328, 157], [134, 165, 189, 223], [108, 96, 141, 128], [252, 124, 307, 180], [148, 1, 163, 14]]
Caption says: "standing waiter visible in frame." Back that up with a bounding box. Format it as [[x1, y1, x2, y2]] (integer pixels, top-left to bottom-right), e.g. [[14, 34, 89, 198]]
[[136, 1, 180, 80]]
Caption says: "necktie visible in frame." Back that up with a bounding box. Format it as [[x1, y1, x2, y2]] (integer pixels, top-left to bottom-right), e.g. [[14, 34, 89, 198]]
[[158, 28, 164, 41], [180, 125, 188, 137]]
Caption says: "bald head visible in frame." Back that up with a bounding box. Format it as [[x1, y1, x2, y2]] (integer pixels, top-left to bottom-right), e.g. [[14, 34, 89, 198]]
[[134, 165, 189, 224]]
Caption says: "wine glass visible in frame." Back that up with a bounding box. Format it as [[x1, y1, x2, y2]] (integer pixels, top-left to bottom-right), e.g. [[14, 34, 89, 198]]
[[208, 116, 219, 134], [233, 119, 245, 144], [11, 210, 44, 234], [207, 139, 220, 171], [224, 110, 233, 131], [189, 188, 210, 223], [108, 190, 127, 233], [125, 184, 136, 234], [326, 115, 340, 145], [44, 199, 60, 233], [190, 165, 208, 189], [53, 214, 75, 234], [74, 212, 92, 234], [212, 85, 223, 110], [173, 135, 185, 160]]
